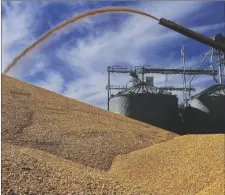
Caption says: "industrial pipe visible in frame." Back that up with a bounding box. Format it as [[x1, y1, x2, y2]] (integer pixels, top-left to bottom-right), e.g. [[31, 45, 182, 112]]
[[159, 18, 225, 52]]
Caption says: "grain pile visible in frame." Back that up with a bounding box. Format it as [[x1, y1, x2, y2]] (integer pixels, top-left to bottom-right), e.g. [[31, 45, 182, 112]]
[[109, 134, 225, 195], [3, 74, 223, 195], [195, 178, 224, 195], [2, 142, 150, 195], [2, 74, 177, 194], [2, 75, 177, 171]]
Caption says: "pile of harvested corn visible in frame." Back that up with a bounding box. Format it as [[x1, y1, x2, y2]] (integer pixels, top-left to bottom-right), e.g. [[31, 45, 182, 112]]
[[2, 75, 177, 171], [109, 134, 224, 195], [2, 142, 149, 194], [195, 178, 224, 195], [2, 75, 224, 194]]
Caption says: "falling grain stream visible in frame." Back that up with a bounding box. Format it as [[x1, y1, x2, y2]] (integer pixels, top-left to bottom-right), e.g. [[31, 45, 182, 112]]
[[3, 7, 159, 74]]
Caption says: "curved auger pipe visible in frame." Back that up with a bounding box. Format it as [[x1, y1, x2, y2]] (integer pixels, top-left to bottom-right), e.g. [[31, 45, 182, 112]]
[[159, 18, 225, 52], [3, 7, 159, 74]]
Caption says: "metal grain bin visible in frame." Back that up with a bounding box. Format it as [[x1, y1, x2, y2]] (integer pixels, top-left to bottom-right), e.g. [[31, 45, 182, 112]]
[[180, 84, 225, 133], [109, 83, 180, 130]]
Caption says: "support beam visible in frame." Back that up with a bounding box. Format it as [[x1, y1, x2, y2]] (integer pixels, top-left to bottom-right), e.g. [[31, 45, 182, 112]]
[[107, 66, 110, 111], [106, 85, 196, 92], [109, 66, 217, 75]]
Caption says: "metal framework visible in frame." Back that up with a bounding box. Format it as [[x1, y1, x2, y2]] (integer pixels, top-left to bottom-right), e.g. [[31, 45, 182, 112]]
[[110, 82, 171, 96], [107, 34, 225, 110], [189, 35, 225, 85], [106, 64, 206, 110], [108, 66, 217, 75], [106, 85, 196, 92], [189, 48, 225, 85], [181, 34, 225, 106]]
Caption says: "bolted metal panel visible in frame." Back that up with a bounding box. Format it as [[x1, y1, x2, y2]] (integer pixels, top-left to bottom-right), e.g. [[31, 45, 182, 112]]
[[109, 93, 180, 130]]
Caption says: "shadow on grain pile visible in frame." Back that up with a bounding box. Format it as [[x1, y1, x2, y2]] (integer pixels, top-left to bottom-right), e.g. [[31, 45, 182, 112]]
[[1, 75, 177, 194], [2, 75, 177, 171]]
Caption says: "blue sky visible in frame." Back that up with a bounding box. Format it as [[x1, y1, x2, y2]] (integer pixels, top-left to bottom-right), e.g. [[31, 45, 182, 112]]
[[2, 1, 225, 109]]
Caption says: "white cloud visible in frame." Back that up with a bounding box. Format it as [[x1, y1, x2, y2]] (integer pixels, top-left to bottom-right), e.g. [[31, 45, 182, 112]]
[[34, 71, 64, 94], [26, 61, 46, 77], [2, 2, 35, 70], [1, 1, 103, 79], [2, 2, 53, 79]]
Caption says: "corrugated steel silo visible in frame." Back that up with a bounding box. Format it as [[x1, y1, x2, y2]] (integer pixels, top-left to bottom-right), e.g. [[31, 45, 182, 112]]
[[109, 82, 180, 130], [180, 84, 225, 133]]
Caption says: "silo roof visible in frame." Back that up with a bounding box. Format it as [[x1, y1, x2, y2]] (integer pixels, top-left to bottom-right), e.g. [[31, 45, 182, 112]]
[[179, 84, 225, 108], [115, 82, 171, 96], [191, 84, 225, 99]]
